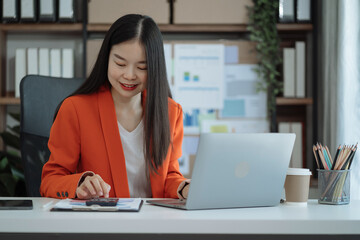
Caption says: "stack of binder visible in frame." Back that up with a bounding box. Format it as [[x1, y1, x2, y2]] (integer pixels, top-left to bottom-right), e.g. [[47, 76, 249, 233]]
[[15, 47, 74, 97], [2, 0, 81, 23], [278, 0, 312, 23], [283, 41, 306, 98]]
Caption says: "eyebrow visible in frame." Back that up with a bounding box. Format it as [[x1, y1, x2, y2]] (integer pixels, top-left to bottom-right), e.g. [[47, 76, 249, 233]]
[[114, 54, 147, 64]]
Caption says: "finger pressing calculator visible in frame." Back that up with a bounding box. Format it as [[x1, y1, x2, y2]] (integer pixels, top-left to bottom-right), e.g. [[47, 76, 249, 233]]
[[85, 198, 119, 206]]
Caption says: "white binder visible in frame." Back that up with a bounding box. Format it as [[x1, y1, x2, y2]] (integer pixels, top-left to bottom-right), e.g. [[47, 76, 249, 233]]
[[20, 0, 37, 22], [283, 48, 296, 97], [295, 42, 306, 97], [58, 0, 74, 22], [27, 48, 39, 75], [2, 0, 19, 23], [39, 0, 56, 22], [50, 49, 61, 77], [62, 48, 74, 78], [15, 49, 27, 98], [39, 48, 50, 76]]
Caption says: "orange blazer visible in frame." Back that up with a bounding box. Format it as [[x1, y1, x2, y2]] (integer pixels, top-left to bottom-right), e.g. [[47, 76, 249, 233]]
[[40, 87, 186, 199]]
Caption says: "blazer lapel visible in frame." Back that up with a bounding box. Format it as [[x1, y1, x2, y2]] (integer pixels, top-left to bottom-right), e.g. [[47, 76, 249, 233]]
[[97, 88, 130, 197]]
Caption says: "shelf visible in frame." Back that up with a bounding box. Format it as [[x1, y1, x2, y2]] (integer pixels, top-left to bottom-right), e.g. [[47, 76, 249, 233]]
[[87, 23, 313, 33], [276, 97, 313, 106], [0, 97, 313, 106], [0, 97, 20, 105], [159, 24, 249, 33], [276, 23, 313, 31], [0, 23, 83, 33]]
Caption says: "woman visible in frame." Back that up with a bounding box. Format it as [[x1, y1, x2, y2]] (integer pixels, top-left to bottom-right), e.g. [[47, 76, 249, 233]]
[[40, 14, 190, 199]]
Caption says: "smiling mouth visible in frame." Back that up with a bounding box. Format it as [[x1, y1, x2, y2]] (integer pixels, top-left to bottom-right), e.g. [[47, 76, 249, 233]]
[[120, 82, 138, 90], [121, 83, 137, 87]]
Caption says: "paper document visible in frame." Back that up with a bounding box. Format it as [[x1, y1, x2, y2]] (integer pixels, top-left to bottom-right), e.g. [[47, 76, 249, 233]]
[[183, 108, 216, 134], [51, 198, 143, 212], [221, 64, 267, 118], [173, 44, 224, 109]]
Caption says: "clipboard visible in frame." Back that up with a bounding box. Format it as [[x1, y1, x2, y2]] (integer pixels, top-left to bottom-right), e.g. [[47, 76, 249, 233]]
[[50, 198, 143, 212]]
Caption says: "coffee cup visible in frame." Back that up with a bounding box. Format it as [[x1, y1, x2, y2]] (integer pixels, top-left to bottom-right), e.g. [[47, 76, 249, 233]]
[[284, 168, 312, 206]]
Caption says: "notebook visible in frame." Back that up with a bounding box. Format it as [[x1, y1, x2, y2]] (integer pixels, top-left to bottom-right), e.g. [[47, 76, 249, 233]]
[[147, 133, 295, 210]]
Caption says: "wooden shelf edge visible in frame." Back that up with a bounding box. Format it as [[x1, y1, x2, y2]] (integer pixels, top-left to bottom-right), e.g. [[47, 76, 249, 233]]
[[0, 97, 20, 105], [87, 23, 313, 33], [159, 24, 249, 32], [276, 23, 313, 31], [276, 97, 313, 105], [0, 23, 83, 32]]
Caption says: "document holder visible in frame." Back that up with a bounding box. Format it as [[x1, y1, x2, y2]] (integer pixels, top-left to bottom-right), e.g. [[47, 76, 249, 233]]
[[2, 0, 19, 23], [58, 0, 75, 22], [39, 0, 56, 22], [278, 0, 295, 23], [20, 0, 37, 22]]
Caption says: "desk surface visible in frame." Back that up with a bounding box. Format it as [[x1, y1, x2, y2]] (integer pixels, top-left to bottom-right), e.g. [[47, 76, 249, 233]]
[[0, 197, 359, 235]]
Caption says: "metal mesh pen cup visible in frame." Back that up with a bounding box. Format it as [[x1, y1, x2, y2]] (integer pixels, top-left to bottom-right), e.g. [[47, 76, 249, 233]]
[[317, 169, 350, 205]]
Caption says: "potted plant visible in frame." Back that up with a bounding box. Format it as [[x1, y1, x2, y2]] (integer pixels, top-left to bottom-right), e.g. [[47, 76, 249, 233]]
[[247, 0, 282, 132], [0, 113, 26, 196]]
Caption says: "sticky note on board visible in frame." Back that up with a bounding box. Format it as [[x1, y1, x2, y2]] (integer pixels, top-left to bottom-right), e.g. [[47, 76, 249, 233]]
[[210, 125, 229, 133]]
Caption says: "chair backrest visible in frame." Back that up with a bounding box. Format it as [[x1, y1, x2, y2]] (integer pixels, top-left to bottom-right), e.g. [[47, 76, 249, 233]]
[[20, 75, 84, 197]]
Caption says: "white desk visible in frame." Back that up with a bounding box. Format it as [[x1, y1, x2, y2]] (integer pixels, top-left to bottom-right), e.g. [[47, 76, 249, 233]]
[[0, 197, 360, 240]]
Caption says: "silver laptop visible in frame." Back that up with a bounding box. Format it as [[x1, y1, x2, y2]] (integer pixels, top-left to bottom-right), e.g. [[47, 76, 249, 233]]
[[147, 133, 295, 210]]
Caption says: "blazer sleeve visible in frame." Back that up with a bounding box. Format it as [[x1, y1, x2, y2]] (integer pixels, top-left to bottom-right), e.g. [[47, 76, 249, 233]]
[[164, 103, 187, 198], [40, 98, 84, 199]]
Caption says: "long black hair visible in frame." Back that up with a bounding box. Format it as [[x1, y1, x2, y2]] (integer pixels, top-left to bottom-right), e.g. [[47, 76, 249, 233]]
[[56, 14, 172, 172]]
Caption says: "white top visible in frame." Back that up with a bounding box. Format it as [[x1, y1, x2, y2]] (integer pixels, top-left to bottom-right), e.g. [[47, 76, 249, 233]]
[[117, 119, 152, 198], [2, 198, 360, 235]]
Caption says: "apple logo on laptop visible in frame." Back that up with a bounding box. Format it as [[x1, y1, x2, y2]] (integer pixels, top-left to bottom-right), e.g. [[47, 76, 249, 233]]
[[235, 161, 250, 178]]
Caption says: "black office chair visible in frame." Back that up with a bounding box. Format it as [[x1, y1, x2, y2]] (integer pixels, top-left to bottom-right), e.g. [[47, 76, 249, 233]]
[[20, 75, 84, 197]]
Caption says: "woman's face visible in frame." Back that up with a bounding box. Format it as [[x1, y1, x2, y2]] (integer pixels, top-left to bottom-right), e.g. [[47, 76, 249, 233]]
[[108, 39, 147, 102]]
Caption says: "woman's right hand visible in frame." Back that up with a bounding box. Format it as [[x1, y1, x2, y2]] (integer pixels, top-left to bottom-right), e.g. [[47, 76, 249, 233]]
[[76, 174, 111, 199]]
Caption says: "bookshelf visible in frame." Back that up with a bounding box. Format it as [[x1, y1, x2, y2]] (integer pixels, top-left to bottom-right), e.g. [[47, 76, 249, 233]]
[[0, 22, 84, 150], [0, 23, 83, 32], [0, 3, 316, 172]]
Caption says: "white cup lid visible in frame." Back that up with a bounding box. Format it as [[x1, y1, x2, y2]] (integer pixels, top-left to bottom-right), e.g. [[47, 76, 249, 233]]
[[287, 168, 312, 176]]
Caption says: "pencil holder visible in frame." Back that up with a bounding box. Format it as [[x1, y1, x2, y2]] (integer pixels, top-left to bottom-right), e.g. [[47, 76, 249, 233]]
[[317, 169, 350, 205]]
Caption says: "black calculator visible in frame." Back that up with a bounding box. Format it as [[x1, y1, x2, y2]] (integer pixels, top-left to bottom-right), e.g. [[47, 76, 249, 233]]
[[86, 198, 119, 206]]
